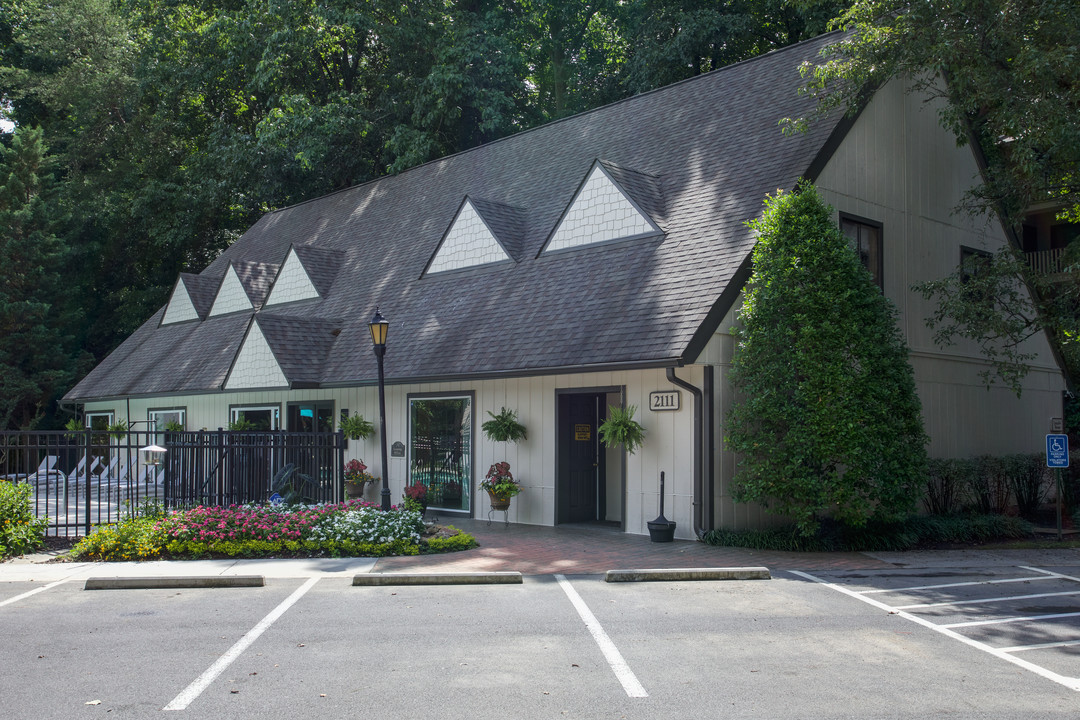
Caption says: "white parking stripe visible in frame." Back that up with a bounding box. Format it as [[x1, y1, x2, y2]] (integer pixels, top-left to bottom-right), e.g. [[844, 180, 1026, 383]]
[[941, 611, 1080, 629], [0, 580, 68, 607], [1022, 566, 1080, 584], [555, 574, 648, 698], [163, 577, 319, 711], [860, 576, 1054, 594], [895, 589, 1080, 610], [789, 570, 1080, 692], [1000, 639, 1080, 653]]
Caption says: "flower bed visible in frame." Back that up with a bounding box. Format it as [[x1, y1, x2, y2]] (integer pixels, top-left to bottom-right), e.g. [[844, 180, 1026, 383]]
[[71, 500, 476, 561]]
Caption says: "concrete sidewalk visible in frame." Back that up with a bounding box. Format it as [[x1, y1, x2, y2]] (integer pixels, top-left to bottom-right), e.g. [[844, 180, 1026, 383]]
[[5, 517, 1076, 582]]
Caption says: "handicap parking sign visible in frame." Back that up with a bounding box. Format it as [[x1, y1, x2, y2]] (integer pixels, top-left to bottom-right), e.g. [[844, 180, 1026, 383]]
[[1046, 434, 1070, 468]]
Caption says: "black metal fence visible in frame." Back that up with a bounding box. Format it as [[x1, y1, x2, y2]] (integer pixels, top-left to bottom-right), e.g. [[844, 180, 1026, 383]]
[[0, 429, 345, 537]]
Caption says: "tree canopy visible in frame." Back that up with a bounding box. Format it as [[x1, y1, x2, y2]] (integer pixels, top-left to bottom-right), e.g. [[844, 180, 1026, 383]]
[[727, 184, 928, 535], [0, 0, 841, 428], [794, 0, 1080, 392]]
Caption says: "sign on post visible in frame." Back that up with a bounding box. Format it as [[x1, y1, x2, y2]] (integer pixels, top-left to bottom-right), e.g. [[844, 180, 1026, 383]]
[[1046, 434, 1070, 468]]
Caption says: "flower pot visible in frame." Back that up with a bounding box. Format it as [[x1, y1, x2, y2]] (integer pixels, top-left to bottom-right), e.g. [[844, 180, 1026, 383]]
[[487, 489, 512, 511], [345, 480, 366, 499], [647, 518, 677, 543]]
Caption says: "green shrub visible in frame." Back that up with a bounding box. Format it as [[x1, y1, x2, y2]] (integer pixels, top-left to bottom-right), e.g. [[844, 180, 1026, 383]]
[[925, 458, 968, 515], [1002, 454, 1049, 518], [0, 480, 48, 558], [424, 528, 478, 553], [967, 455, 1011, 514], [71, 516, 165, 561], [727, 184, 928, 535], [703, 513, 1034, 552]]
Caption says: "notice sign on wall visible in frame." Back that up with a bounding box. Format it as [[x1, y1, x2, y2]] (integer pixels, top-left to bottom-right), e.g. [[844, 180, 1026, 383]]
[[575, 424, 591, 441], [649, 391, 681, 411], [391, 441, 406, 458]]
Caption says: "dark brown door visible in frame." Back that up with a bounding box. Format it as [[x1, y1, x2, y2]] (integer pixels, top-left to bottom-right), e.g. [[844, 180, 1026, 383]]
[[557, 393, 605, 523]]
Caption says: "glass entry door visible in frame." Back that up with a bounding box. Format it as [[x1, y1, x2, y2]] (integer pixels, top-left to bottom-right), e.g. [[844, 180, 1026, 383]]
[[409, 396, 472, 513]]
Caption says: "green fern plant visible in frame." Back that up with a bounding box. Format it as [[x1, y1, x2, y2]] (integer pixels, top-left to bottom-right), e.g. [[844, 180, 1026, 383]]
[[598, 405, 646, 455], [481, 407, 527, 444], [339, 412, 375, 440], [108, 420, 130, 441]]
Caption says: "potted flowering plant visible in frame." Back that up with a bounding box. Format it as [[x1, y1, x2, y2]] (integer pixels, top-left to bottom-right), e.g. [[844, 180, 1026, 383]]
[[481, 407, 527, 510], [344, 458, 377, 499], [481, 461, 521, 510], [404, 481, 428, 515]]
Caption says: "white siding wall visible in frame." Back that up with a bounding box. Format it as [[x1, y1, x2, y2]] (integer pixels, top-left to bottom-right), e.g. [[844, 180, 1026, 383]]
[[427, 201, 510, 273], [265, 250, 319, 306], [547, 166, 655, 251], [686, 79, 1068, 532], [161, 283, 199, 325], [209, 266, 253, 316], [82, 366, 701, 538], [224, 323, 288, 390]]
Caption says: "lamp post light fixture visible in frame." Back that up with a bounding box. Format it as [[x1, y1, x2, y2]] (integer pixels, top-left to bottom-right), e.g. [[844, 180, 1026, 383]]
[[369, 307, 392, 511]]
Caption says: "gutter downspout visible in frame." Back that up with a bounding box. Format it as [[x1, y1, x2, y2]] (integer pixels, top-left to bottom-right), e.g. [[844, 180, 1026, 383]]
[[666, 366, 712, 539]]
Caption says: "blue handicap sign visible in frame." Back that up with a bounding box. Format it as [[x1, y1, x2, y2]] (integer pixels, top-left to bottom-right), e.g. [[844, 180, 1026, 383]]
[[1046, 434, 1070, 468], [268, 492, 284, 506]]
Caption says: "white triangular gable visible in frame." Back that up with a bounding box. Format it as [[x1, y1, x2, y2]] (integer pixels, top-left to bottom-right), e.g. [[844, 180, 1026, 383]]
[[545, 164, 659, 252], [161, 280, 199, 325], [209, 265, 253, 316], [265, 248, 319, 306], [224, 322, 288, 389], [427, 200, 510, 274]]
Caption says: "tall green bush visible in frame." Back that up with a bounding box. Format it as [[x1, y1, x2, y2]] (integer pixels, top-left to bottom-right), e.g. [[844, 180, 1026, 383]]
[[727, 184, 928, 535], [0, 480, 48, 557]]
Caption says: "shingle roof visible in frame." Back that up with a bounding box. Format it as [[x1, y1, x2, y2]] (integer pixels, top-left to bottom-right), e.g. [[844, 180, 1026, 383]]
[[469, 197, 527, 262], [254, 314, 343, 385], [179, 272, 220, 319], [599, 160, 666, 229], [233, 260, 279, 308], [290, 246, 344, 297], [66, 32, 846, 401]]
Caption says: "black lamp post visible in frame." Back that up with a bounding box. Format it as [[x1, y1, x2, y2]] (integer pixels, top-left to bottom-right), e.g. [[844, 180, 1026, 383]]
[[369, 308, 391, 510]]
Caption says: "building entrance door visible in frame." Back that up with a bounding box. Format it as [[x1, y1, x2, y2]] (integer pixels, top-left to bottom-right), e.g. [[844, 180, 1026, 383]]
[[557, 392, 607, 524]]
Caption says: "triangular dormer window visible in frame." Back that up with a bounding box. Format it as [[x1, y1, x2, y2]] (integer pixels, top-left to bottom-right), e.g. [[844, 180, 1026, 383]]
[[425, 198, 519, 275], [542, 161, 663, 254], [209, 265, 254, 317], [265, 247, 319, 306], [161, 279, 200, 325], [223, 319, 287, 390]]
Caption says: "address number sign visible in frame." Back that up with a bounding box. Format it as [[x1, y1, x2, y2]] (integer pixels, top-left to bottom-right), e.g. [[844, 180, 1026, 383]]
[[649, 391, 681, 412]]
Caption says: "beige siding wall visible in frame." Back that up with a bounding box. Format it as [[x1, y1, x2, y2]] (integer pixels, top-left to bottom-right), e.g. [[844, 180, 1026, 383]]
[[82, 366, 703, 538], [687, 79, 1067, 531]]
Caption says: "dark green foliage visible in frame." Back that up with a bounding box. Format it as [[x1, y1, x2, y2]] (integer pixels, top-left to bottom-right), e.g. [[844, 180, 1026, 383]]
[[703, 513, 1034, 552], [0, 480, 48, 557], [792, 0, 1080, 392], [481, 407, 527, 444], [339, 413, 375, 441], [0, 126, 81, 429], [925, 454, 1050, 520], [727, 184, 928, 535], [270, 464, 318, 505], [597, 405, 646, 455], [0, 1, 858, 427]]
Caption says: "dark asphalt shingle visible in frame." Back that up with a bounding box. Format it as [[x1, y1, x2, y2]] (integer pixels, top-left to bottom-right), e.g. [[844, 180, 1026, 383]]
[[66, 33, 845, 401]]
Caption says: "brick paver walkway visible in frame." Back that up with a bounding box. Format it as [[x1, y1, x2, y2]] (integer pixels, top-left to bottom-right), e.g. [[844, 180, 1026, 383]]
[[373, 518, 892, 575]]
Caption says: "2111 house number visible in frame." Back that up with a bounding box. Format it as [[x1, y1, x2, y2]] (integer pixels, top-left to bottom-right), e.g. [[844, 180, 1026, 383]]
[[649, 391, 681, 411]]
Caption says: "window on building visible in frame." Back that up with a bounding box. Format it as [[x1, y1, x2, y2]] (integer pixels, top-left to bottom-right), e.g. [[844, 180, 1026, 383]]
[[229, 405, 280, 431], [148, 408, 186, 443], [409, 395, 473, 514], [840, 216, 883, 290]]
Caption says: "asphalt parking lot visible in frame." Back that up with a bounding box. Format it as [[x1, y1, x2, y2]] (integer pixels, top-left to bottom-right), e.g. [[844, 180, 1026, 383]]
[[4, 564, 1080, 719]]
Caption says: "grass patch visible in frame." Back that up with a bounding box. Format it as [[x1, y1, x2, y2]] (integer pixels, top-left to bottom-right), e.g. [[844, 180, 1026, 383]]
[[703, 514, 1035, 552], [71, 500, 476, 561]]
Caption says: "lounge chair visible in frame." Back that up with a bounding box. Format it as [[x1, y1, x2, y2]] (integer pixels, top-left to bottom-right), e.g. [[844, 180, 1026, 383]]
[[1, 455, 63, 483]]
